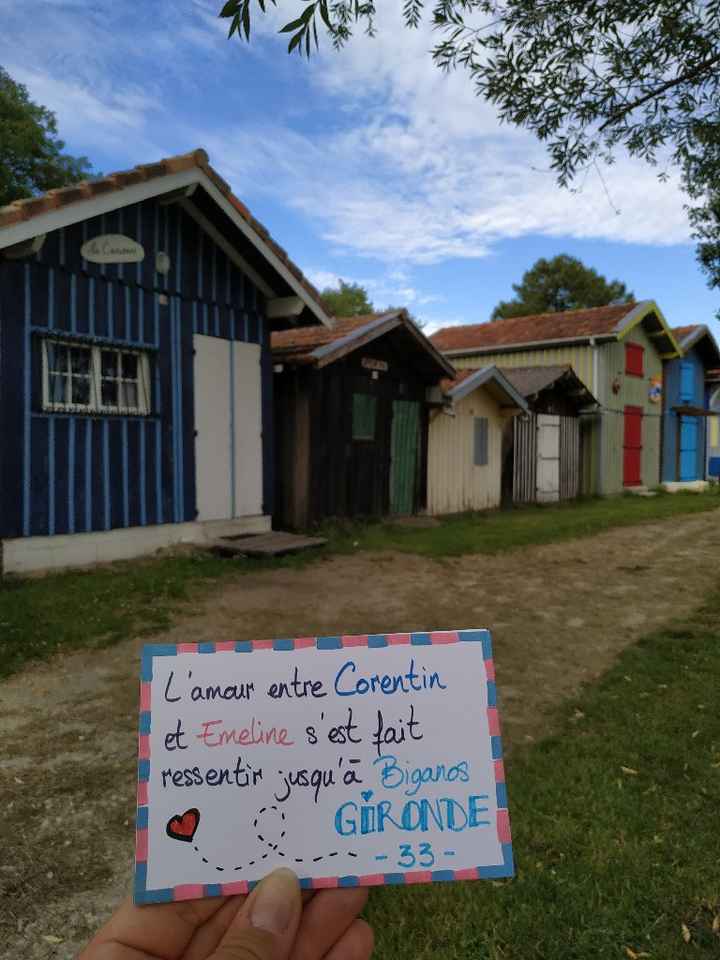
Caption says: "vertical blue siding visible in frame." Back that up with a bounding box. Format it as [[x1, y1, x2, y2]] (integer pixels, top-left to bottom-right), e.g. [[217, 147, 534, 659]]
[[662, 347, 706, 481], [0, 195, 271, 540]]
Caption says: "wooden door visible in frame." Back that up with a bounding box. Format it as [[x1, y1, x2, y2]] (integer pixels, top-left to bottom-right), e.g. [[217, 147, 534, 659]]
[[536, 414, 560, 502], [347, 391, 383, 517], [194, 334, 262, 521], [559, 416, 581, 500], [623, 405, 643, 486], [679, 416, 699, 481], [390, 399, 420, 514], [513, 414, 537, 503]]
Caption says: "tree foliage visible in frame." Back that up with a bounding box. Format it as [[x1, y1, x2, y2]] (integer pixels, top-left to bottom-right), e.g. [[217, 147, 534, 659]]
[[492, 255, 633, 319], [218, 1, 720, 294], [0, 67, 92, 208], [320, 278, 374, 316]]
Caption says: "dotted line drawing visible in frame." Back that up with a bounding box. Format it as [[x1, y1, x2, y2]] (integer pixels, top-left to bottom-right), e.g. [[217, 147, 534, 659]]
[[188, 804, 358, 873]]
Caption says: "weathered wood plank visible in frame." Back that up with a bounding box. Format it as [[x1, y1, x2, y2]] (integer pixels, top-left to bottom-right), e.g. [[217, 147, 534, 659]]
[[209, 531, 327, 557]]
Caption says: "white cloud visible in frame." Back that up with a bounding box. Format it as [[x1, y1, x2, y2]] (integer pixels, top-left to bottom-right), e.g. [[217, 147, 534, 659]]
[[203, 3, 692, 265], [306, 269, 342, 291], [1, 0, 695, 274]]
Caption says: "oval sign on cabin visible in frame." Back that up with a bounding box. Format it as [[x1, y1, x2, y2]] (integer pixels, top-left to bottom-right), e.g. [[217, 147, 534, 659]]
[[81, 234, 145, 264]]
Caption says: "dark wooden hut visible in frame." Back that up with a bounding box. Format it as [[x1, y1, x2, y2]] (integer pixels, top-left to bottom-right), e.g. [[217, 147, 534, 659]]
[[272, 310, 455, 529]]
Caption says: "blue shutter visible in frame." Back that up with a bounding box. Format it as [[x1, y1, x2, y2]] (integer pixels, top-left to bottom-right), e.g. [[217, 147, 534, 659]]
[[679, 361, 694, 403], [473, 417, 489, 466]]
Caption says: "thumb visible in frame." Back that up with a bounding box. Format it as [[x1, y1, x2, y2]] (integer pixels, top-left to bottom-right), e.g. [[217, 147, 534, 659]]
[[211, 868, 302, 960]]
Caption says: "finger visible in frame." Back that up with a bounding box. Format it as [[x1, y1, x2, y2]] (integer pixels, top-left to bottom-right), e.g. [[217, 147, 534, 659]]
[[291, 887, 369, 960], [80, 896, 229, 960], [212, 868, 302, 960], [183, 897, 247, 960], [185, 890, 316, 960], [321, 920, 374, 960]]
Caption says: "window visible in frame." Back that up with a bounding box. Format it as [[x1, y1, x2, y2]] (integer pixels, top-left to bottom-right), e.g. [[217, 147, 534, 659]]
[[625, 342, 644, 377], [352, 393, 376, 440], [473, 417, 489, 466], [46, 341, 93, 407], [43, 339, 151, 414]]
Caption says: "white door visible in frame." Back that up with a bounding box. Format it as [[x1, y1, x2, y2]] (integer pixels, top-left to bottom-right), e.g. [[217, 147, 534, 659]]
[[233, 340, 263, 517], [536, 414, 560, 503], [193, 334, 263, 521]]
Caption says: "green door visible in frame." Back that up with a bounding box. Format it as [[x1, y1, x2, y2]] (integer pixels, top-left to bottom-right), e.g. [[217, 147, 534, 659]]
[[390, 399, 420, 514]]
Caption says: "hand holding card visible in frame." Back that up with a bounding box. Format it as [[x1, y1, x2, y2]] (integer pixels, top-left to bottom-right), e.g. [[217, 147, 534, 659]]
[[134, 630, 514, 904]]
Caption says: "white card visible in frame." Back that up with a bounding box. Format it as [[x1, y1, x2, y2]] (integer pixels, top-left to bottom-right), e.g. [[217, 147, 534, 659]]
[[134, 630, 513, 903]]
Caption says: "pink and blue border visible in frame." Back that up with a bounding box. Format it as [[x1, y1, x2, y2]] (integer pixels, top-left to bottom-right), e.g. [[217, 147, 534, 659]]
[[134, 629, 514, 904]]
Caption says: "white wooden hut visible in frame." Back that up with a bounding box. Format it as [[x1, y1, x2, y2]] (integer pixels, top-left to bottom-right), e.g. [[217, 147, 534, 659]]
[[427, 366, 527, 515]]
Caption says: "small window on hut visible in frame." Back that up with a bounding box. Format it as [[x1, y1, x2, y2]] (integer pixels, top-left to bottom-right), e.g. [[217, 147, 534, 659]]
[[625, 342, 644, 377], [42, 339, 152, 414], [352, 393, 376, 440], [473, 417, 489, 466]]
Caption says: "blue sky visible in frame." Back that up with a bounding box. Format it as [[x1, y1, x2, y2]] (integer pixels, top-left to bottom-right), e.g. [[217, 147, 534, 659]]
[[1, 0, 718, 336]]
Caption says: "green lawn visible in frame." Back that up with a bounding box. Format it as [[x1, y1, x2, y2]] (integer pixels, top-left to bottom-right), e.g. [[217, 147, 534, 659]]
[[1, 489, 718, 680], [328, 488, 720, 558], [366, 589, 720, 959], [0, 549, 308, 681]]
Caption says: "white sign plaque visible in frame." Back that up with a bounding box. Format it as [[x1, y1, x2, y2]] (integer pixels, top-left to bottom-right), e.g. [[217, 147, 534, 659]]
[[81, 234, 145, 264]]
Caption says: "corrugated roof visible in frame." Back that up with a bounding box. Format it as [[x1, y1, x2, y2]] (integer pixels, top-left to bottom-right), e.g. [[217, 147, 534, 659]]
[[499, 364, 598, 407], [431, 303, 638, 353], [440, 366, 529, 410], [0, 148, 327, 321], [499, 364, 573, 397]]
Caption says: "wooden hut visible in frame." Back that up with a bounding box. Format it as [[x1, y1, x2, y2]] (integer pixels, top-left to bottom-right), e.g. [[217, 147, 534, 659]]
[[272, 310, 455, 529], [661, 324, 720, 487], [498, 365, 598, 503], [427, 366, 527, 515], [431, 302, 681, 495], [707, 366, 720, 480], [0, 148, 331, 573]]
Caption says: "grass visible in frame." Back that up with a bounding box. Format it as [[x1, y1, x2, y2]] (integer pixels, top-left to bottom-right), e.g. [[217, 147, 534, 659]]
[[0, 549, 313, 681], [1, 488, 718, 680], [366, 589, 720, 960], [327, 488, 720, 558]]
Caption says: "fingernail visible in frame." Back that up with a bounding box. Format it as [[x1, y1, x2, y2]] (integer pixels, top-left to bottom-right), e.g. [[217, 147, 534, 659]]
[[249, 868, 299, 934]]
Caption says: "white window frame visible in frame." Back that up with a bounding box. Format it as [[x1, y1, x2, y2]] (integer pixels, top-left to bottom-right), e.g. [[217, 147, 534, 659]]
[[42, 338, 152, 415]]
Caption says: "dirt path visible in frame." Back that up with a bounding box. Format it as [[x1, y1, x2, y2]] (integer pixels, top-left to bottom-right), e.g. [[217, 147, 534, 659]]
[[2, 509, 719, 958]]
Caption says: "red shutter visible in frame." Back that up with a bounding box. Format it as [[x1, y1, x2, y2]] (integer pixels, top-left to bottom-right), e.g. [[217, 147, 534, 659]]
[[623, 405, 643, 486], [625, 343, 644, 377]]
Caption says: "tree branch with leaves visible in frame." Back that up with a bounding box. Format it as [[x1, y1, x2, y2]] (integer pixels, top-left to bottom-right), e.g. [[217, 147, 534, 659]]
[[218, 1, 720, 302]]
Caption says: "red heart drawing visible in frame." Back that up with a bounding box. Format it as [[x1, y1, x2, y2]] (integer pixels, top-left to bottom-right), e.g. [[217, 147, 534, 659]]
[[166, 808, 200, 843]]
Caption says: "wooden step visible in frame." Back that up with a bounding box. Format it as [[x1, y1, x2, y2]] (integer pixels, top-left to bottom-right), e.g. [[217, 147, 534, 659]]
[[209, 530, 327, 558]]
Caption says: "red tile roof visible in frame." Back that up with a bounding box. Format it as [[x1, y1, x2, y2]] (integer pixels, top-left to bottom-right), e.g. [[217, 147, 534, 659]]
[[0, 148, 325, 318], [431, 303, 638, 353], [672, 324, 700, 342], [271, 312, 400, 359]]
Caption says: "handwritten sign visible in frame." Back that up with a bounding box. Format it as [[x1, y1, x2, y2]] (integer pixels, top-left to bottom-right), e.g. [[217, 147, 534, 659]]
[[134, 630, 513, 904], [361, 357, 389, 373], [81, 234, 145, 264]]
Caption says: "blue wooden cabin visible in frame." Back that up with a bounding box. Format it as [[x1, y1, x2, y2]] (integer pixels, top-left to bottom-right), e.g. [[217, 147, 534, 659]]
[[0, 149, 331, 573], [661, 325, 720, 484]]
